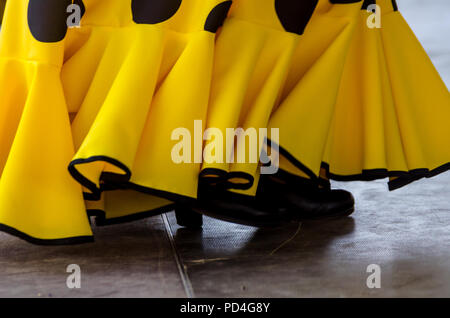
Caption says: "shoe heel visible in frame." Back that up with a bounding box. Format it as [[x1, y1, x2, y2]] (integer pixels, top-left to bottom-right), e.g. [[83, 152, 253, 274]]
[[175, 205, 203, 228]]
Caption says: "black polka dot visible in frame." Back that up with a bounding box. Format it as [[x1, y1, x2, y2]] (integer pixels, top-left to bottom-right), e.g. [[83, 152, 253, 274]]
[[361, 0, 376, 10], [131, 0, 182, 25], [27, 0, 72, 43], [204, 1, 232, 33], [275, 0, 319, 35], [74, 0, 86, 18]]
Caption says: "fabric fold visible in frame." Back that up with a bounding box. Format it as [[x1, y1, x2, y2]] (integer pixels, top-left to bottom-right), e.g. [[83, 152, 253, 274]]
[[270, 0, 450, 190], [0, 0, 92, 244]]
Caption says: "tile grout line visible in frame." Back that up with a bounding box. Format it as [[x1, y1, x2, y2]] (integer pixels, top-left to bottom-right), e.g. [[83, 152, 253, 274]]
[[161, 213, 195, 298]]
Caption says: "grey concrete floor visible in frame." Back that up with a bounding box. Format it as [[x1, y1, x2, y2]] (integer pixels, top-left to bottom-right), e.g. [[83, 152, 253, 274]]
[[0, 216, 186, 298], [0, 0, 449, 298], [0, 172, 449, 297], [167, 173, 450, 298]]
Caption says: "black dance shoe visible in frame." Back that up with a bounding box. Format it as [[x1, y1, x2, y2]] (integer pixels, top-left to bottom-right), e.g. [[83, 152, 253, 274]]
[[175, 173, 354, 228], [258, 174, 355, 221], [176, 183, 292, 228]]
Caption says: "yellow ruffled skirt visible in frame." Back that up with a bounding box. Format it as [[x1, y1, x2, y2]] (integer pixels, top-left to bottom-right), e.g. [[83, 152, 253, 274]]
[[0, 0, 233, 243], [202, 0, 364, 196], [64, 0, 232, 224], [1, 0, 449, 245], [269, 0, 450, 190], [0, 0, 92, 243]]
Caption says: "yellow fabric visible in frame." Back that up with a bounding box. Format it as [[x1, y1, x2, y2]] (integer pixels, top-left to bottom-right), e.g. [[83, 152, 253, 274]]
[[269, 0, 450, 188], [0, 0, 92, 241], [1, 0, 449, 243], [64, 0, 230, 224], [202, 0, 361, 189], [378, 0, 450, 173], [202, 0, 299, 187], [0, 0, 230, 242], [280, 0, 362, 102], [271, 0, 362, 182], [85, 190, 173, 224], [66, 0, 226, 203]]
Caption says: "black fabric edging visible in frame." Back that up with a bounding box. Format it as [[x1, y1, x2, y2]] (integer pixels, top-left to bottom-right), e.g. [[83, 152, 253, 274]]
[[268, 139, 450, 191], [0, 223, 94, 246]]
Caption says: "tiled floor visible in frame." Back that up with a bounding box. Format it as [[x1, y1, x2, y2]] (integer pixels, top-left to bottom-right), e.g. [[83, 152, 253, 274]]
[[0, 217, 186, 298], [0, 172, 449, 297], [166, 173, 450, 297]]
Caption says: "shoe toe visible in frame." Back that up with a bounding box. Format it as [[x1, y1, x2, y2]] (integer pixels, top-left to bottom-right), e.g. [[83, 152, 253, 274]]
[[325, 189, 355, 216], [330, 189, 355, 208]]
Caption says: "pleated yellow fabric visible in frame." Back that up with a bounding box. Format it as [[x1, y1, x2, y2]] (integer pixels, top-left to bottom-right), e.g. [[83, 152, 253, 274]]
[[377, 0, 450, 188], [1, 0, 449, 245], [84, 190, 174, 226], [202, 0, 342, 191], [0, 0, 233, 243], [0, 0, 93, 243], [63, 0, 233, 223], [280, 0, 363, 101], [270, 0, 363, 185], [269, 0, 450, 190], [226, 0, 364, 196]]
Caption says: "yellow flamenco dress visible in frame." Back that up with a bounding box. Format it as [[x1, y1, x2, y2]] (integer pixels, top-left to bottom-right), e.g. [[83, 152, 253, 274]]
[[0, 0, 93, 243], [62, 0, 233, 225], [201, 0, 364, 196], [202, 0, 358, 194], [0, 0, 233, 242], [1, 0, 448, 244], [268, 0, 450, 190]]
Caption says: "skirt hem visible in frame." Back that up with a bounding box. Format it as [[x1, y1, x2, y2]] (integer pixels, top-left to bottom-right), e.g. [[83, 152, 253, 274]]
[[87, 204, 176, 227], [271, 139, 450, 191], [0, 224, 94, 246]]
